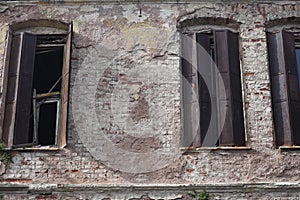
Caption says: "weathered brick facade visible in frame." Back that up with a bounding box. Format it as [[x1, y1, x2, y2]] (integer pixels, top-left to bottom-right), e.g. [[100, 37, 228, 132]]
[[0, 0, 300, 199]]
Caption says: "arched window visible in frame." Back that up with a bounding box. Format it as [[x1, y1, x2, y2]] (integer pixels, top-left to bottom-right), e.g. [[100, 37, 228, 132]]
[[180, 23, 245, 147], [2, 19, 72, 149]]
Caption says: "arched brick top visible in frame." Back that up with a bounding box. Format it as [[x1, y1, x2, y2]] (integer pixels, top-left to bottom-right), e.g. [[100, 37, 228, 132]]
[[266, 17, 300, 33], [266, 17, 300, 29], [177, 17, 240, 30], [9, 19, 70, 32]]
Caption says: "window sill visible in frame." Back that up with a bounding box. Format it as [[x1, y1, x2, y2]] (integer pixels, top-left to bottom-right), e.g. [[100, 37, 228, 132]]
[[279, 146, 300, 150], [181, 146, 251, 153], [11, 146, 60, 151]]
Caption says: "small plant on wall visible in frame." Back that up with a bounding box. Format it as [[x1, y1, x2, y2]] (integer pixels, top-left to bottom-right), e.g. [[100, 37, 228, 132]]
[[0, 143, 12, 166], [187, 190, 210, 200]]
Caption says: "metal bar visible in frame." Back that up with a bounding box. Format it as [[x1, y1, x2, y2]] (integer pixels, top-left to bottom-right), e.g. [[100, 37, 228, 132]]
[[55, 100, 61, 146], [32, 89, 38, 144], [48, 76, 62, 94]]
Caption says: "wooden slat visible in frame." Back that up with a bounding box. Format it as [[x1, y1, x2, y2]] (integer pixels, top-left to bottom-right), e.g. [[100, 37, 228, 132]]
[[0, 28, 12, 146], [290, 101, 300, 145], [267, 31, 292, 146], [3, 33, 36, 147], [13, 33, 36, 146], [35, 91, 60, 99], [181, 33, 200, 147], [58, 23, 72, 148], [273, 101, 292, 145], [215, 30, 245, 146], [196, 33, 212, 146], [228, 31, 245, 146], [282, 30, 300, 145], [214, 30, 234, 146]]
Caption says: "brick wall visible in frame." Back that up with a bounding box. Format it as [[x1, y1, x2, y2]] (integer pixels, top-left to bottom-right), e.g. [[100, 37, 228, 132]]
[[0, 1, 300, 199]]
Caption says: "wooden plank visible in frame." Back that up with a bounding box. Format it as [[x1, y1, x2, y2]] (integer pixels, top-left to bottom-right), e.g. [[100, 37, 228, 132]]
[[35, 91, 60, 99], [282, 30, 300, 145], [13, 32, 36, 146], [215, 30, 245, 146], [267, 31, 293, 146], [197, 33, 212, 146], [32, 89, 38, 144], [58, 23, 72, 148], [214, 30, 234, 146], [228, 31, 245, 146], [181, 33, 200, 147], [0, 28, 12, 146]]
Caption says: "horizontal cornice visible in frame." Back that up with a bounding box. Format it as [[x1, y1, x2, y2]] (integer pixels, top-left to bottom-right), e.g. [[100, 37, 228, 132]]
[[2, 182, 300, 194], [0, 0, 298, 5]]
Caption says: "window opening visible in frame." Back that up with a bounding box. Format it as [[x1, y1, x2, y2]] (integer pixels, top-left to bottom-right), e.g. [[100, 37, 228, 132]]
[[267, 30, 300, 147], [2, 23, 72, 149], [29, 41, 64, 146], [182, 29, 245, 147], [14, 35, 65, 147]]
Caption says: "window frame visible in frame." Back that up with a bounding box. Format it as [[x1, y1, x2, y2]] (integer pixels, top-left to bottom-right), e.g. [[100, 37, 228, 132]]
[[267, 27, 300, 148], [180, 26, 246, 148], [1, 22, 72, 149]]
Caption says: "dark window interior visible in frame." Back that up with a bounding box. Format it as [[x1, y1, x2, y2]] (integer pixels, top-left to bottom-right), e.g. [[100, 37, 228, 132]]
[[38, 102, 57, 145], [28, 44, 64, 146], [33, 46, 63, 93]]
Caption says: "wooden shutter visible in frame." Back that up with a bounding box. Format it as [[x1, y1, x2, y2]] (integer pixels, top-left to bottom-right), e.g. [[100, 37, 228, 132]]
[[268, 30, 300, 146], [3, 32, 36, 147], [1, 29, 12, 146], [283, 31, 300, 145], [196, 33, 213, 146], [214, 30, 245, 146], [181, 33, 200, 147], [58, 23, 72, 148]]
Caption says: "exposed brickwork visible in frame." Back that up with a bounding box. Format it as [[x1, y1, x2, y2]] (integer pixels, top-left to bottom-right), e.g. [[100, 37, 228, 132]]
[[0, 0, 300, 199]]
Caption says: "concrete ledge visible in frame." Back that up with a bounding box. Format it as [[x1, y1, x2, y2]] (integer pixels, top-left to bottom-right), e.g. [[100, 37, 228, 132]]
[[181, 147, 252, 153], [280, 146, 300, 150], [0, 184, 29, 193], [1, 182, 300, 194], [0, 0, 292, 5]]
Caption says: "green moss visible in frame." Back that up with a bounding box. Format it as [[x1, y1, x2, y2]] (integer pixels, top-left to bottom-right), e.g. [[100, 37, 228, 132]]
[[187, 190, 210, 200], [0, 143, 12, 165]]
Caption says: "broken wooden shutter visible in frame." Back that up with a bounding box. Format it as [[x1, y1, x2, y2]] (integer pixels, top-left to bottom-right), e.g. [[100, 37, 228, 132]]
[[196, 33, 212, 146], [181, 33, 200, 147], [3, 32, 36, 147], [227, 30, 246, 146], [283, 31, 300, 145], [58, 23, 72, 148], [1, 28, 13, 147], [268, 30, 300, 146], [214, 30, 245, 146]]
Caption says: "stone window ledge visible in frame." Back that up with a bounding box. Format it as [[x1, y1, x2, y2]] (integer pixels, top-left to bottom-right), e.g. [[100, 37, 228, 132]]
[[10, 146, 60, 151], [180, 146, 251, 153], [2, 182, 300, 194], [279, 146, 300, 150]]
